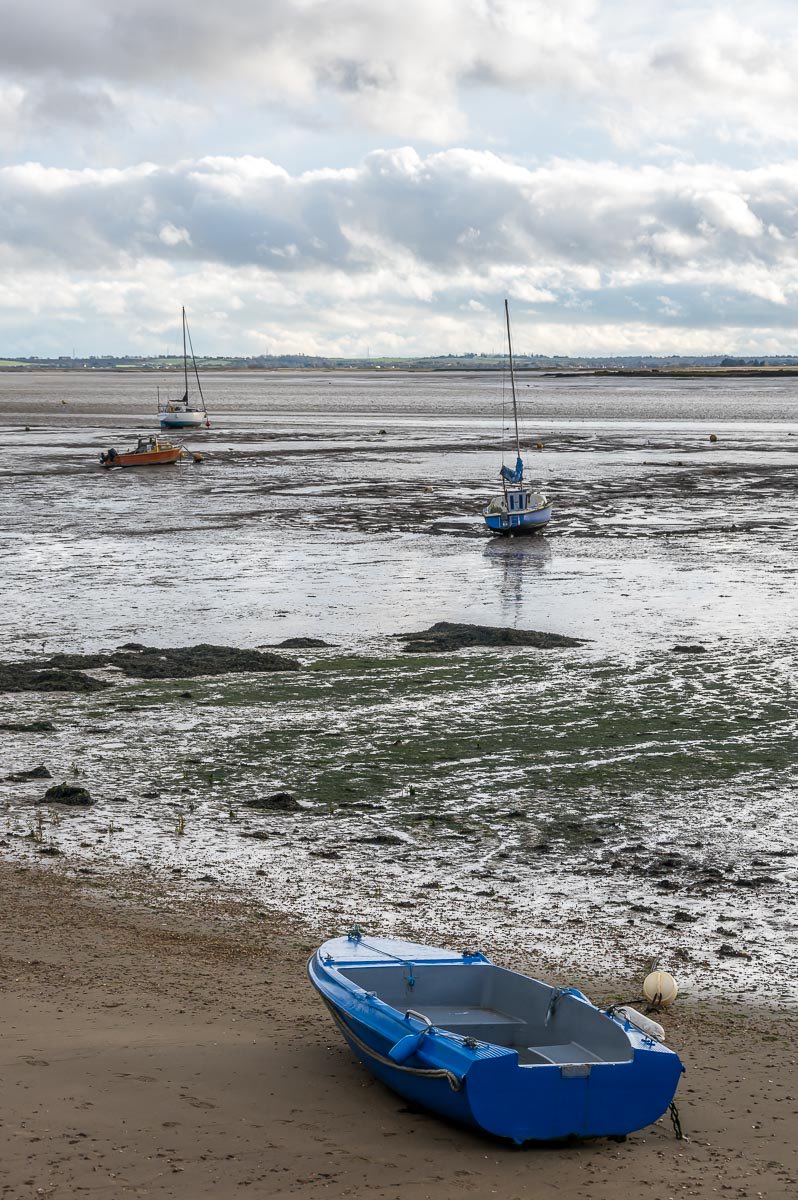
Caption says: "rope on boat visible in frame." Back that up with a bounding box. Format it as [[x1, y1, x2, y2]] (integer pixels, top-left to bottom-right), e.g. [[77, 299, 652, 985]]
[[603, 1001, 661, 1041], [345, 927, 416, 987], [312, 978, 464, 1092]]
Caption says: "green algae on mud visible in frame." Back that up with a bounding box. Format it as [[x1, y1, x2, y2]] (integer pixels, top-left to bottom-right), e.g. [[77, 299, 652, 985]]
[[42, 642, 795, 839], [1, 638, 795, 1000]]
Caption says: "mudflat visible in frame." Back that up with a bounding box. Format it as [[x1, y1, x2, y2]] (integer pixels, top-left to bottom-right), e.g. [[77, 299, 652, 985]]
[[1, 863, 795, 1199]]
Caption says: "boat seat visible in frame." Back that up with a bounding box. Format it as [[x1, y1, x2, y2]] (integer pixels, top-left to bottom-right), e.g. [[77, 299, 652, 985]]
[[525, 1042, 604, 1065], [420, 1005, 526, 1044]]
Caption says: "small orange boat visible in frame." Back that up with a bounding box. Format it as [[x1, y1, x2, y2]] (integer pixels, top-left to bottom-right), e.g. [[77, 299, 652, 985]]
[[99, 435, 183, 469]]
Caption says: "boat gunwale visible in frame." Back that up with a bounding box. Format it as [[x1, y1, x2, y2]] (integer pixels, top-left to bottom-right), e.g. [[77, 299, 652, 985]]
[[308, 941, 671, 1068]]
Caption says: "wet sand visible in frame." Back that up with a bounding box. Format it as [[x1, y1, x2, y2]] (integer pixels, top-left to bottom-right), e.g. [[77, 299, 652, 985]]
[[1, 862, 795, 1199]]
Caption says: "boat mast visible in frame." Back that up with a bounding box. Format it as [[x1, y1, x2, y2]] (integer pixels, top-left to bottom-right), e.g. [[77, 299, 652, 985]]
[[182, 306, 189, 403], [184, 312, 207, 415], [505, 298, 521, 462]]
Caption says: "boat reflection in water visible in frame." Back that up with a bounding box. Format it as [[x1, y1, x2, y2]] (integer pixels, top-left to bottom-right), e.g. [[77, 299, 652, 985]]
[[484, 535, 552, 610], [483, 536, 553, 570]]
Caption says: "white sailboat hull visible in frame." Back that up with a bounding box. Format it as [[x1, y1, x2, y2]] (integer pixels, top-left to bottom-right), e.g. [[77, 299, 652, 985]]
[[159, 409, 205, 428]]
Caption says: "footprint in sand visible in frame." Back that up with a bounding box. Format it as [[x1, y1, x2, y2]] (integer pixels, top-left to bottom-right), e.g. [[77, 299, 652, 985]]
[[180, 1093, 216, 1109]]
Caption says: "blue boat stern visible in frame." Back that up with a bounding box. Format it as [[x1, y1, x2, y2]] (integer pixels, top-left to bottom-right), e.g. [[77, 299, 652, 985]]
[[483, 487, 552, 534], [308, 933, 684, 1145]]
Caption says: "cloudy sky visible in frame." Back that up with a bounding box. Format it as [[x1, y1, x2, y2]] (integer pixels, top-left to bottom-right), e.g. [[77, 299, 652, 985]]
[[3, 0, 798, 356]]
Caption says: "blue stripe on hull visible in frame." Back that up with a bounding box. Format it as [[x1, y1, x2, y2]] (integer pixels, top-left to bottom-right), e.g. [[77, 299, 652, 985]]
[[484, 506, 552, 534]]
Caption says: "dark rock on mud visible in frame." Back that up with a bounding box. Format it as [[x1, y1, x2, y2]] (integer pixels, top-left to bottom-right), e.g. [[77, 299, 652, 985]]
[[270, 637, 333, 649], [37, 845, 63, 856], [354, 833, 404, 845], [4, 765, 51, 782], [398, 622, 585, 654], [40, 783, 94, 806], [672, 644, 708, 653], [0, 664, 110, 693], [0, 720, 56, 732], [37, 643, 298, 680], [718, 943, 752, 959], [244, 792, 301, 813]]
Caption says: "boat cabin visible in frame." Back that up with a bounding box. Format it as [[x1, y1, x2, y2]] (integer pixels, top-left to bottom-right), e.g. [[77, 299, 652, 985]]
[[486, 488, 547, 516]]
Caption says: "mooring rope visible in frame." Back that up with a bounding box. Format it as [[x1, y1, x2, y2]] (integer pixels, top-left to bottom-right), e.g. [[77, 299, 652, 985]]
[[309, 965, 464, 1092]]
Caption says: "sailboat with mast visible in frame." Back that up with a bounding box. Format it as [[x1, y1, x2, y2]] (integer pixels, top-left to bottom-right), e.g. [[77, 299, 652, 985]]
[[158, 307, 210, 429], [483, 300, 552, 534]]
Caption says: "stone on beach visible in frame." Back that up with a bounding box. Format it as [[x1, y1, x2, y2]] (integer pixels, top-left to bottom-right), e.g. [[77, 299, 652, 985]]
[[269, 637, 333, 649], [4, 765, 51, 782], [0, 720, 56, 732], [50, 643, 299, 679], [244, 792, 301, 813], [0, 643, 299, 693], [397, 621, 585, 654], [0, 665, 110, 693], [40, 783, 94, 806]]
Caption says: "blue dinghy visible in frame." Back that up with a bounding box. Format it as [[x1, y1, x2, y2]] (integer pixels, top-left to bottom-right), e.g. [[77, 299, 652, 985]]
[[308, 931, 684, 1145]]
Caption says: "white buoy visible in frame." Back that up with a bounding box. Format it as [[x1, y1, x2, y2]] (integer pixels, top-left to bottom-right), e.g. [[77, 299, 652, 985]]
[[642, 969, 679, 1008]]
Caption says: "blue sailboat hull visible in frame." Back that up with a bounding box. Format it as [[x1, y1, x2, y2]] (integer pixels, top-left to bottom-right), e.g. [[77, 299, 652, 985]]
[[308, 935, 683, 1144], [484, 505, 552, 534]]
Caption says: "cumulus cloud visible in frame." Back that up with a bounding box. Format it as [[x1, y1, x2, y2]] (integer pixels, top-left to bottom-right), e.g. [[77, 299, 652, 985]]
[[2, 147, 798, 354], [0, 0, 598, 144], [1, 1, 797, 150], [3, 4, 798, 353]]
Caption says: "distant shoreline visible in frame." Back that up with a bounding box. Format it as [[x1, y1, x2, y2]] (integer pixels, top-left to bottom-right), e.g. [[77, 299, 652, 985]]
[[3, 364, 798, 378]]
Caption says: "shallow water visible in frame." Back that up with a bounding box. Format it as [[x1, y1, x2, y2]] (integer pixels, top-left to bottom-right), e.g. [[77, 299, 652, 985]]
[[1, 370, 796, 1001]]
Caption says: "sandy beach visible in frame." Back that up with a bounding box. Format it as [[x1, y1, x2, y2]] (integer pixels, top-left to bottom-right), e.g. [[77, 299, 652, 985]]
[[1, 860, 795, 1199]]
